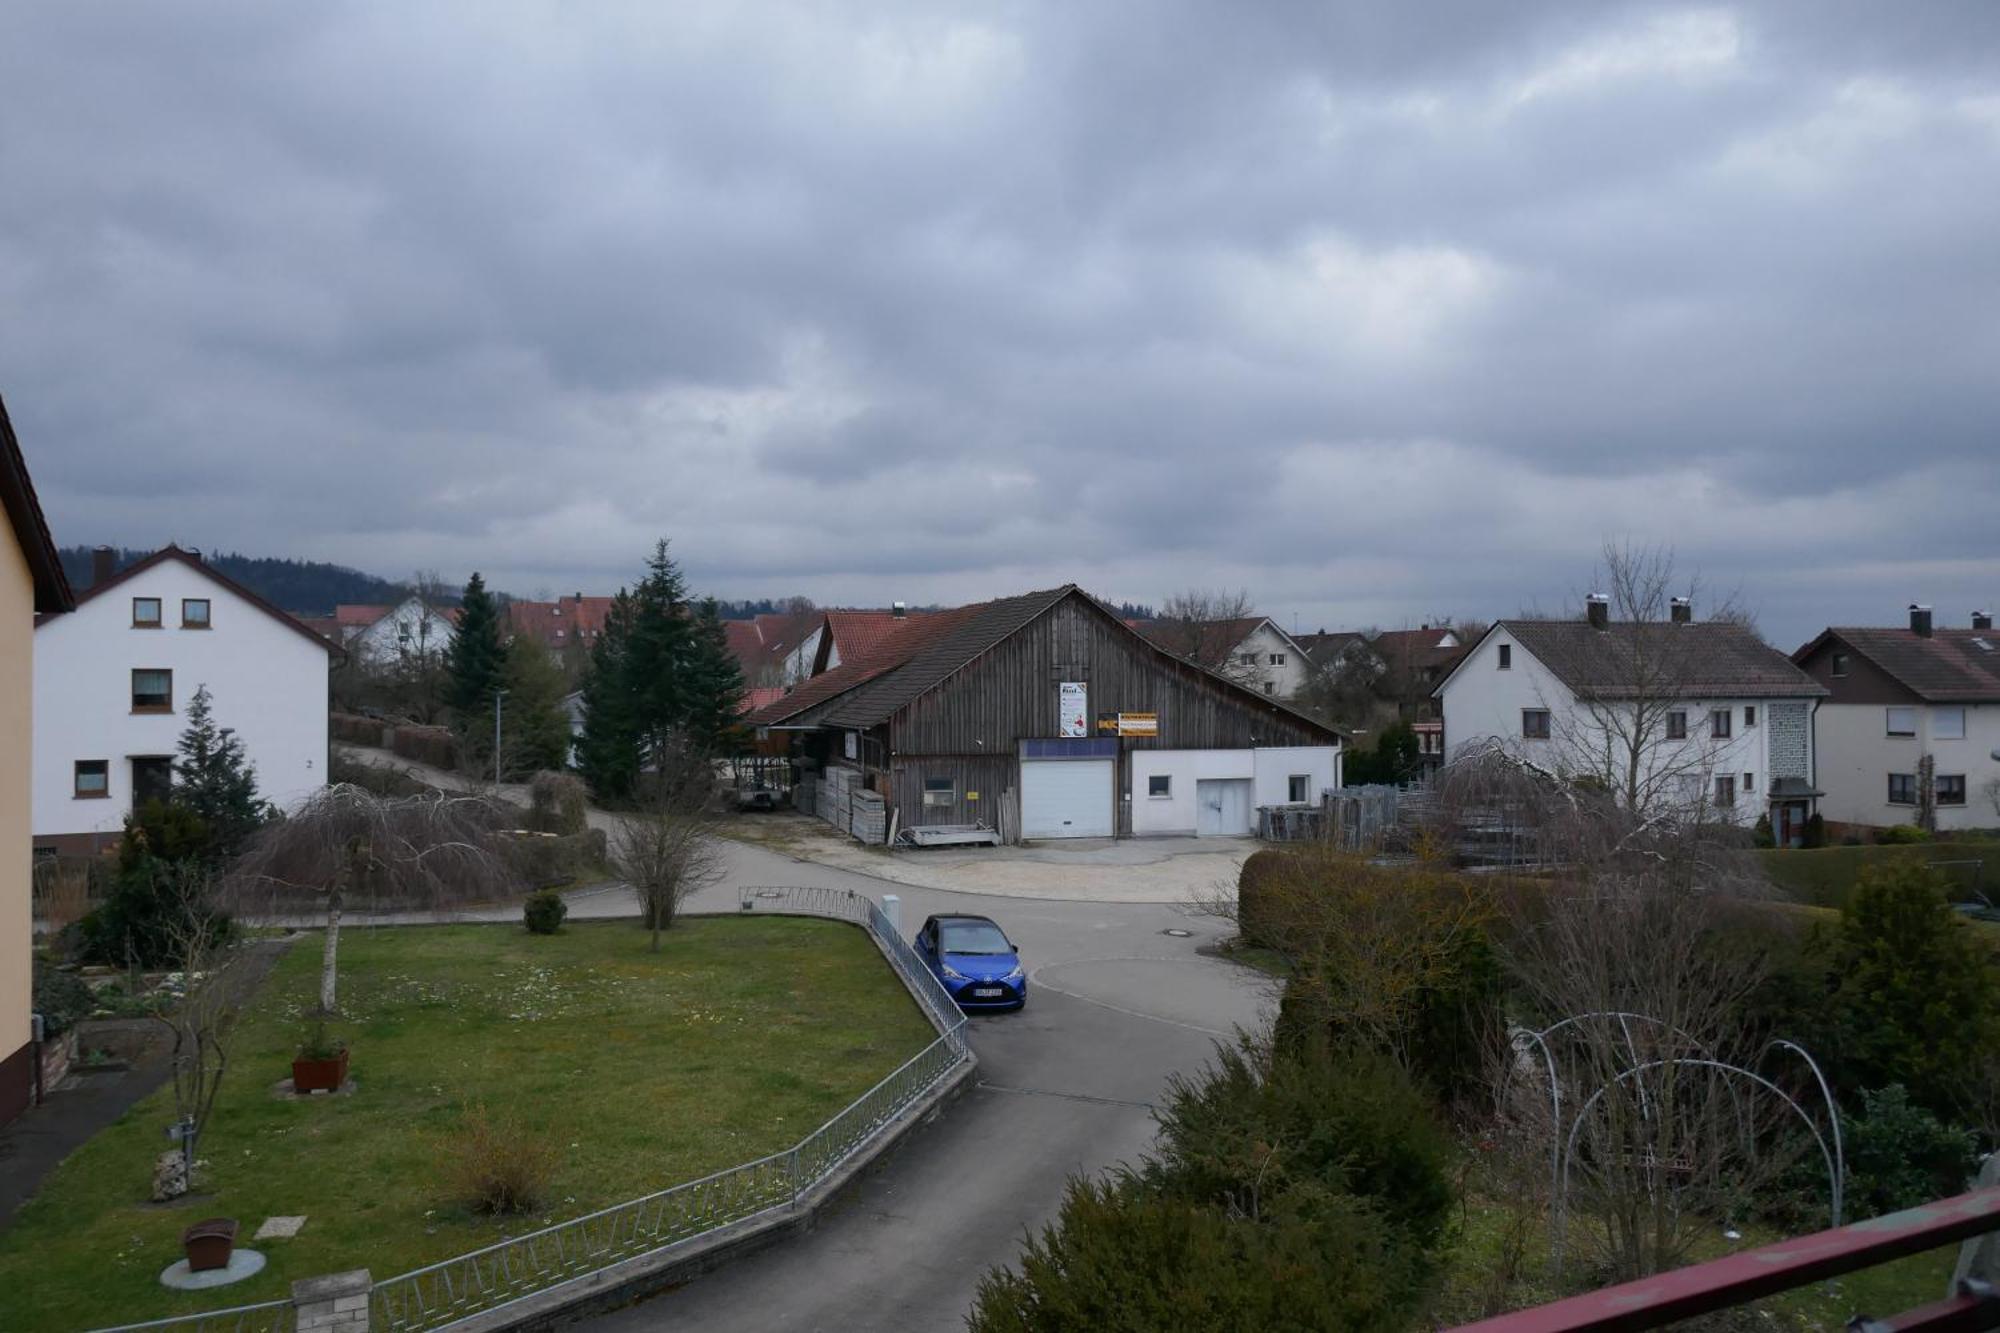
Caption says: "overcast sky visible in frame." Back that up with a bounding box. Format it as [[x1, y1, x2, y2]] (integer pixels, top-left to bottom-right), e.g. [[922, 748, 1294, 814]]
[[4, 3, 1997, 648]]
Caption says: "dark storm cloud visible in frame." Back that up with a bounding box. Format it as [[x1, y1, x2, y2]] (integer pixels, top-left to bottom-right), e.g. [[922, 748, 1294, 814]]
[[3, 1, 1997, 646]]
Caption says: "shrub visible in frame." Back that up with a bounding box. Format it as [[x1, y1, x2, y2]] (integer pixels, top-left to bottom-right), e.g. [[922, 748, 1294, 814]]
[[1877, 823, 1930, 845], [330, 712, 389, 746], [527, 771, 590, 835], [77, 803, 232, 967], [329, 752, 437, 799], [1149, 1040, 1457, 1250], [31, 963, 96, 1038], [1235, 849, 1292, 947], [523, 890, 568, 935], [391, 724, 458, 770], [1802, 813, 1828, 849], [968, 1175, 1428, 1333], [1752, 815, 1775, 849], [437, 1106, 559, 1215], [1825, 863, 2000, 1120], [502, 829, 608, 888], [297, 1021, 346, 1060], [1843, 1085, 1979, 1218]]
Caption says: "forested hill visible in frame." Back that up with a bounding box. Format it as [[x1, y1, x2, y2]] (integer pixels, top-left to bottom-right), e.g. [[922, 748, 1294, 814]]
[[56, 546, 413, 615]]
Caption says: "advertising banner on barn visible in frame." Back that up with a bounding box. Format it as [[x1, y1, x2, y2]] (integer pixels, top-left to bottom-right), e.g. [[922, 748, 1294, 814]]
[[1058, 681, 1089, 737]]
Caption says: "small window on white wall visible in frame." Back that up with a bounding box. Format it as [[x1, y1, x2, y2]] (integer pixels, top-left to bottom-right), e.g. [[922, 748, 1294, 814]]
[[1886, 707, 1917, 737], [1288, 774, 1311, 803], [1147, 774, 1171, 798], [1933, 707, 1966, 740]]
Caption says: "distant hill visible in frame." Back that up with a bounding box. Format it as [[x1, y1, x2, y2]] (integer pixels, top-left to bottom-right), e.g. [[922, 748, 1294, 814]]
[[57, 546, 416, 616]]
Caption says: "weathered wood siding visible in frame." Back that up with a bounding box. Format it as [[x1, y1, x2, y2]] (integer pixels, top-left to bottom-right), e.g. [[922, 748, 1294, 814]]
[[890, 593, 1332, 758], [886, 755, 1017, 832]]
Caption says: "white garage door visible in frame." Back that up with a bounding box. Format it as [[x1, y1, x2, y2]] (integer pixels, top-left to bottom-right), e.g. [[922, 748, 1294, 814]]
[[1021, 759, 1114, 839], [1196, 778, 1254, 837]]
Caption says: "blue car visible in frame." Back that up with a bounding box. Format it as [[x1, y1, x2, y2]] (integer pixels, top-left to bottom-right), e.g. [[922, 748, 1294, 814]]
[[915, 914, 1026, 1010]]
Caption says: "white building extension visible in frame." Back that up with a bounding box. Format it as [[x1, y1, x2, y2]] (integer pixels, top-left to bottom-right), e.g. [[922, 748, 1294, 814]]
[[1435, 600, 1827, 840], [33, 547, 336, 855], [346, 595, 457, 669]]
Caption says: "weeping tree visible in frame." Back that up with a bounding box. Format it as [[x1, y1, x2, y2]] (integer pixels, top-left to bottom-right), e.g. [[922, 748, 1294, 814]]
[[228, 785, 526, 1014]]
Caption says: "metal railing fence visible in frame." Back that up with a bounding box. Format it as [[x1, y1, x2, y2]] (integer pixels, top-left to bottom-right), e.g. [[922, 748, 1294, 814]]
[[90, 887, 968, 1333]]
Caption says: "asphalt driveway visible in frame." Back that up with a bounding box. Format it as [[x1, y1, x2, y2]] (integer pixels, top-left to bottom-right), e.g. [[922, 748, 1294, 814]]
[[581, 835, 1271, 1332]]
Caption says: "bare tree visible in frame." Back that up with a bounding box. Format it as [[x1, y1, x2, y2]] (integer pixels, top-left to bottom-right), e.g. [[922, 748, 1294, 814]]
[[152, 867, 240, 1197], [1531, 542, 1755, 817], [1155, 588, 1260, 683], [228, 785, 526, 1013], [609, 739, 725, 951]]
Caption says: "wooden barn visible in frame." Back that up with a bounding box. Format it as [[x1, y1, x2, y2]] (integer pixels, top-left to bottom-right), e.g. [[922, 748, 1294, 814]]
[[747, 586, 1343, 842]]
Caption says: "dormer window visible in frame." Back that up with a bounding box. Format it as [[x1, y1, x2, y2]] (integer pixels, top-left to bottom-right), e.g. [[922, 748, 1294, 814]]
[[132, 597, 162, 628]]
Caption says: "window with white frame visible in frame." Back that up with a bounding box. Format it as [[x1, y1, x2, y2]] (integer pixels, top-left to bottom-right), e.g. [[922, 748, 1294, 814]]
[[922, 776, 955, 807], [1269, 653, 1286, 666], [1147, 774, 1171, 798], [1886, 707, 1917, 737], [1288, 774, 1311, 803], [1933, 707, 1966, 740]]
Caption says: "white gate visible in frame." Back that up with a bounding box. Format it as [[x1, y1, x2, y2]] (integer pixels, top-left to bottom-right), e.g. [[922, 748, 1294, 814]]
[[1195, 778, 1253, 837]]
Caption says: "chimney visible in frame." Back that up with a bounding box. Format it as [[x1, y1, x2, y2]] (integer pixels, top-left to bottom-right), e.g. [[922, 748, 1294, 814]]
[[91, 546, 116, 587], [1670, 595, 1692, 625], [185, 547, 201, 564], [1585, 593, 1609, 631], [1909, 604, 1933, 637], [892, 601, 908, 619], [1974, 610, 1994, 631]]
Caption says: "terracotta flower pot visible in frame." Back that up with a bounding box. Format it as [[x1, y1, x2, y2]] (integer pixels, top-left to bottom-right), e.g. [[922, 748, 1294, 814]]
[[291, 1048, 349, 1093], [182, 1217, 238, 1272]]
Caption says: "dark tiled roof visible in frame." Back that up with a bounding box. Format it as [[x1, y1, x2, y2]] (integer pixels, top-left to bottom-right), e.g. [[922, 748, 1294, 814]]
[[1804, 627, 2000, 702], [746, 612, 958, 726], [45, 546, 341, 656], [1499, 619, 1826, 699], [1296, 630, 1366, 662], [0, 392, 73, 613], [819, 589, 1076, 728]]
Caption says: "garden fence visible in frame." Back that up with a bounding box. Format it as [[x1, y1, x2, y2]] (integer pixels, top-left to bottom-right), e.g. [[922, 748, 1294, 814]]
[[89, 886, 971, 1333]]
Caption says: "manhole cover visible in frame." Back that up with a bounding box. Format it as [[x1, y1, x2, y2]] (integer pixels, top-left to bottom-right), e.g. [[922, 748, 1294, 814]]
[[1161, 928, 1193, 938]]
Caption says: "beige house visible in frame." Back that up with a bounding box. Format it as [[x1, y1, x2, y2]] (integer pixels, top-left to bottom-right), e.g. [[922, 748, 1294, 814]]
[[2, 394, 74, 1125]]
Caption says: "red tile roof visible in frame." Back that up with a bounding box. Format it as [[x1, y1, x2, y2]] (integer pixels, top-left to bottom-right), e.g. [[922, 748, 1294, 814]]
[[504, 595, 618, 649], [334, 603, 392, 627], [824, 609, 933, 666], [749, 611, 962, 726]]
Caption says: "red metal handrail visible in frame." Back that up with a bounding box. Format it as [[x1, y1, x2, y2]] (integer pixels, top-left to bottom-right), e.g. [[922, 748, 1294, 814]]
[[1449, 1186, 2000, 1333]]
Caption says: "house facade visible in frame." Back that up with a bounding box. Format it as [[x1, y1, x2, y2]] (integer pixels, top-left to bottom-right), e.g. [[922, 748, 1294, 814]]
[[2, 395, 74, 1126], [752, 587, 1342, 842], [1793, 607, 2000, 833], [1436, 601, 1826, 840], [1132, 616, 1311, 699], [343, 595, 457, 668], [33, 547, 336, 856]]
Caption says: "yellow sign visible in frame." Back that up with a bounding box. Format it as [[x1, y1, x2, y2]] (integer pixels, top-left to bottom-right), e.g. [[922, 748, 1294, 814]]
[[966, 791, 980, 801], [1118, 712, 1158, 737]]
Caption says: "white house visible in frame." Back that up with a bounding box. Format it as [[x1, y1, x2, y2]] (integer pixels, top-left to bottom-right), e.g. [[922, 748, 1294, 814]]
[[33, 546, 337, 856], [345, 595, 457, 669], [1435, 598, 1827, 840], [1793, 607, 2000, 833], [1134, 616, 1313, 699]]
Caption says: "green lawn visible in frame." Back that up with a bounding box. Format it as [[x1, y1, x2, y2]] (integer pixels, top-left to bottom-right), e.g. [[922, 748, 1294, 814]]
[[0, 918, 937, 1333], [1757, 841, 2000, 908]]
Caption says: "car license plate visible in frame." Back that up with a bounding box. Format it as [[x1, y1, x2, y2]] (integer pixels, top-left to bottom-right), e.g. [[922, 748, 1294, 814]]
[[971, 986, 1005, 998]]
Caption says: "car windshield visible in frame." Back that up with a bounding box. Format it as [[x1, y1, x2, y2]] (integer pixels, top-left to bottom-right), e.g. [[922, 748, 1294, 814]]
[[940, 921, 1012, 955]]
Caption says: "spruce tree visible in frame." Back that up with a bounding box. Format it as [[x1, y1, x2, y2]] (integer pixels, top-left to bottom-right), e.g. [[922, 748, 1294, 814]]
[[445, 571, 509, 721], [172, 684, 267, 860], [683, 597, 748, 753], [577, 590, 642, 801], [503, 635, 576, 777], [623, 541, 696, 764]]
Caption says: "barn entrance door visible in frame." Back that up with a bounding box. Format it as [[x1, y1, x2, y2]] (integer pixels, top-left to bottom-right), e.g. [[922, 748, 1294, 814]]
[[1195, 778, 1253, 837]]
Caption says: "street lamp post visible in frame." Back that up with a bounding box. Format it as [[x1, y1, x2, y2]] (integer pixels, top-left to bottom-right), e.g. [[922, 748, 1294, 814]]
[[494, 689, 509, 785]]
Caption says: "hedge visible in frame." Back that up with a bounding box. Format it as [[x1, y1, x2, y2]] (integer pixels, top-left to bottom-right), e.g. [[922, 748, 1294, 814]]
[[1756, 841, 1999, 909], [501, 828, 610, 889], [331, 712, 390, 747], [390, 724, 458, 770]]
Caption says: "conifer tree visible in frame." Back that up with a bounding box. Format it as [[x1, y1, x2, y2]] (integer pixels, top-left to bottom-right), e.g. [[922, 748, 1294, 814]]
[[172, 684, 268, 861], [577, 590, 642, 801], [623, 541, 695, 765], [683, 597, 748, 753], [503, 635, 576, 777], [445, 571, 509, 721]]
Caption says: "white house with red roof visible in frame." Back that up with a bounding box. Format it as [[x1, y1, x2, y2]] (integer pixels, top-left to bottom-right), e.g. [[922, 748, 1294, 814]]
[[32, 546, 337, 855]]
